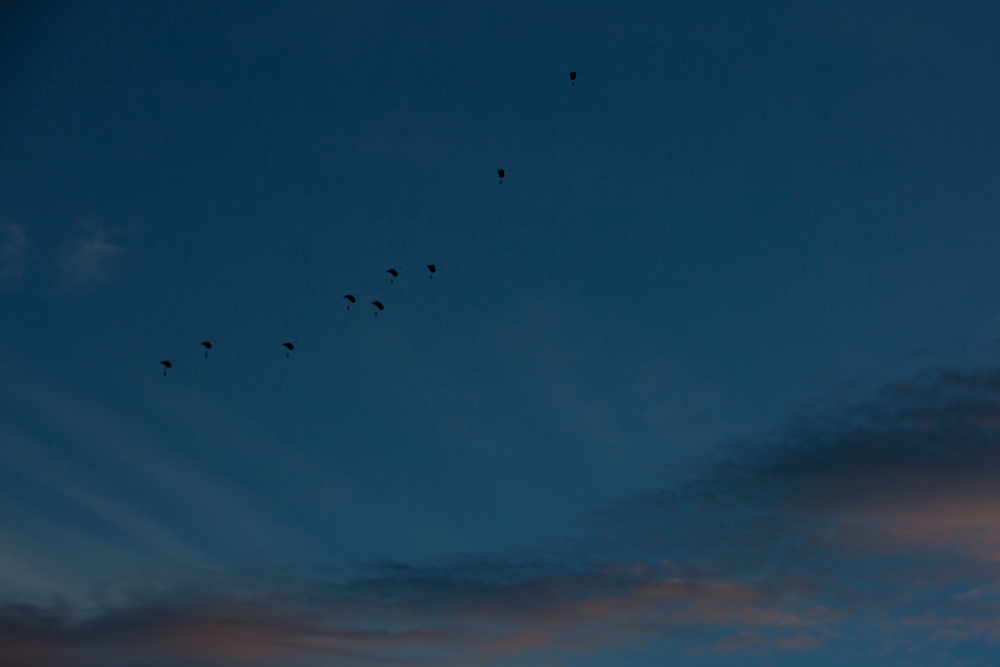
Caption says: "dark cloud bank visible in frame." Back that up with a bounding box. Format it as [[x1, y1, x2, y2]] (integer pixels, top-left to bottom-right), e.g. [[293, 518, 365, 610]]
[[5, 363, 1000, 666]]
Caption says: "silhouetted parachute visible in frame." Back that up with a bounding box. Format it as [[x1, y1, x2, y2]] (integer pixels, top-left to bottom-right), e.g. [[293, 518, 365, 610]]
[[160, 360, 172, 376], [497, 169, 505, 184], [201, 341, 213, 357], [387, 269, 398, 284], [343, 294, 357, 309], [282, 342, 294, 357], [371, 301, 384, 316], [427, 264, 437, 279], [569, 71, 577, 86]]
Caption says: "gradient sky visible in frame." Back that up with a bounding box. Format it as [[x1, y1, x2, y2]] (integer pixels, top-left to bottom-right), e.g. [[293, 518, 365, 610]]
[[3, 1, 1000, 665]]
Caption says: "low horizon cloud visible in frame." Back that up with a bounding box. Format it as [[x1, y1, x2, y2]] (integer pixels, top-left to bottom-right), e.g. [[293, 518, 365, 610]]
[[4, 361, 1000, 665]]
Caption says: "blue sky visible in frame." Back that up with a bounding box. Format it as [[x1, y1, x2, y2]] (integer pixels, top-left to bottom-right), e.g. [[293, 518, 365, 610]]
[[3, 1, 1000, 665]]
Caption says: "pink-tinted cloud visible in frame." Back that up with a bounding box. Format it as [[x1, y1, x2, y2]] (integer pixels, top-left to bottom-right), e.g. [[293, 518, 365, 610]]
[[833, 488, 1000, 561], [0, 560, 838, 667]]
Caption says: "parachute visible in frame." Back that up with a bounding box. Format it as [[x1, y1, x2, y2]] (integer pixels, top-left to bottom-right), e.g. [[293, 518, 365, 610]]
[[371, 301, 384, 316], [497, 168, 505, 184], [160, 360, 172, 376], [569, 71, 577, 86], [427, 264, 437, 279], [387, 269, 398, 284], [283, 342, 295, 357], [201, 341, 213, 357], [343, 294, 357, 309]]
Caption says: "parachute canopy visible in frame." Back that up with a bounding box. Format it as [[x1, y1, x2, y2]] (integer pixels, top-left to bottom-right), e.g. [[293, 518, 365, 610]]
[[387, 269, 398, 284], [371, 301, 384, 311], [569, 71, 577, 85]]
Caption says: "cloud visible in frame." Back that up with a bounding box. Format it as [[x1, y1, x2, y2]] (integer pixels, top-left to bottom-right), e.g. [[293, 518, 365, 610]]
[[726, 366, 1000, 562], [4, 362, 1000, 665], [0, 222, 28, 289], [596, 364, 1000, 570], [712, 630, 825, 654], [0, 357, 299, 610], [0, 559, 838, 667], [57, 218, 124, 288]]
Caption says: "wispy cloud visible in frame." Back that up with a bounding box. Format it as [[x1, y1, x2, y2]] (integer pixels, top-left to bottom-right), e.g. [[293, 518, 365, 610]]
[[4, 362, 1000, 665], [56, 218, 124, 288], [0, 222, 28, 289], [0, 358, 296, 610], [0, 559, 838, 667]]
